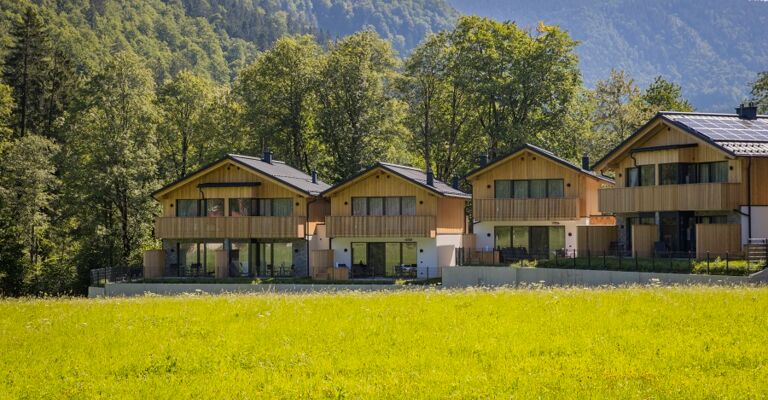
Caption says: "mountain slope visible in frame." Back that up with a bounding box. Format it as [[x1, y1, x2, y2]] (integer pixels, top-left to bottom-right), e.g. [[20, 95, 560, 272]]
[[450, 0, 768, 111]]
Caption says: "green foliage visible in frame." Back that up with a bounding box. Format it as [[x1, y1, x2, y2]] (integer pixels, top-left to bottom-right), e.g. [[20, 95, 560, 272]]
[[235, 35, 323, 172], [2, 288, 768, 396], [451, 0, 768, 111], [63, 51, 160, 270], [316, 30, 409, 182], [752, 71, 768, 114], [640, 76, 694, 114], [157, 70, 218, 180]]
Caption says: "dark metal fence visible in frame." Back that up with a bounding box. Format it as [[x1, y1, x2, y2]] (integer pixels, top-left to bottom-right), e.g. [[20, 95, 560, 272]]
[[90, 266, 143, 287], [455, 247, 766, 276]]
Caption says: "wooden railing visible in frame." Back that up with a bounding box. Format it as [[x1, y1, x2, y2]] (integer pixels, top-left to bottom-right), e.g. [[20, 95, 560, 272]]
[[325, 215, 436, 238], [598, 183, 743, 213], [473, 198, 580, 221], [154, 216, 306, 239]]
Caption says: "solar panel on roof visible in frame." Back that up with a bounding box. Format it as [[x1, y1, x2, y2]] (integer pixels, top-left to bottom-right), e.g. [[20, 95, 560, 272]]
[[668, 115, 768, 142]]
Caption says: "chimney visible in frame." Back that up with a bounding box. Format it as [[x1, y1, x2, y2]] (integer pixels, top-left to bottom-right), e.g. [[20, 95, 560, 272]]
[[263, 149, 273, 163], [311, 170, 318, 184], [426, 169, 434, 186], [451, 176, 459, 189], [479, 154, 488, 167], [581, 154, 590, 170], [736, 102, 758, 120]]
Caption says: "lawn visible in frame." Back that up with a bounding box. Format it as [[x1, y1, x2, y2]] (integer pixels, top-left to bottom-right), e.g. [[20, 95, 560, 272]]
[[1, 287, 767, 399]]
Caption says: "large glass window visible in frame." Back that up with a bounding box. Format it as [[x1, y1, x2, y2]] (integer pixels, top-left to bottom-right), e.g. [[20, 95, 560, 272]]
[[352, 197, 417, 216], [368, 197, 384, 216], [176, 199, 199, 217], [205, 242, 224, 274], [272, 199, 293, 216], [530, 180, 547, 198], [385, 197, 401, 215], [494, 226, 511, 249], [495, 180, 512, 198], [229, 198, 255, 216], [704, 161, 728, 183], [351, 242, 418, 277], [547, 180, 564, 198], [626, 167, 640, 187], [205, 199, 224, 216], [351, 243, 367, 266], [272, 242, 293, 271], [352, 197, 367, 216], [495, 179, 564, 199], [230, 242, 252, 276], [512, 227, 530, 252], [659, 163, 679, 185], [548, 226, 566, 253], [640, 165, 655, 186], [513, 180, 529, 198], [257, 199, 272, 216], [401, 197, 417, 215]]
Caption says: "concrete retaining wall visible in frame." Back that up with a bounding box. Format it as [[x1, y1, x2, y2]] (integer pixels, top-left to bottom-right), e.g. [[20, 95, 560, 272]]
[[91, 283, 413, 298], [442, 266, 749, 288]]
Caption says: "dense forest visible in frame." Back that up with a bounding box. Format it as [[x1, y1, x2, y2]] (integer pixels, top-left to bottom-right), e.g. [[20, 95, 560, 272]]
[[0, 2, 766, 296], [450, 0, 768, 111]]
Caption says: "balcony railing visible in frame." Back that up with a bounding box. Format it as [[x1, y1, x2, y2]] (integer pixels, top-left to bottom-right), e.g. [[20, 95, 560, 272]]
[[325, 215, 436, 238], [473, 198, 580, 221], [154, 216, 306, 239], [598, 183, 743, 214]]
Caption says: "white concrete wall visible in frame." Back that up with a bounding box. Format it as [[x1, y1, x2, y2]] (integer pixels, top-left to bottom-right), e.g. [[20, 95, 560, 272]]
[[330, 237, 439, 277], [473, 219, 584, 254], [436, 234, 463, 268], [741, 206, 768, 244], [442, 266, 748, 288]]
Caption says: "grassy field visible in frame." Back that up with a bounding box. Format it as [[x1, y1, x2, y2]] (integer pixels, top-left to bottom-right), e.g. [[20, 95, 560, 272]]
[[1, 287, 767, 399]]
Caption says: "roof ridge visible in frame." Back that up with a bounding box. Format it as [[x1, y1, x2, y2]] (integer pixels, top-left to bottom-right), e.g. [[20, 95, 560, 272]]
[[661, 111, 768, 118], [377, 161, 424, 172], [229, 153, 288, 165]]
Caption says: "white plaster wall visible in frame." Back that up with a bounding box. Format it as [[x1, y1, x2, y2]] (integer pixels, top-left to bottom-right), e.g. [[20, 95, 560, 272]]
[[436, 234, 463, 267], [473, 219, 583, 254], [330, 237, 438, 277], [741, 206, 768, 244]]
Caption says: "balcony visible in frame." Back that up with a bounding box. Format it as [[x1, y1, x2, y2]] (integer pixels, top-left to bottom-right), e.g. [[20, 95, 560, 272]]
[[325, 215, 436, 238], [154, 216, 306, 239], [473, 198, 580, 221], [598, 183, 743, 214]]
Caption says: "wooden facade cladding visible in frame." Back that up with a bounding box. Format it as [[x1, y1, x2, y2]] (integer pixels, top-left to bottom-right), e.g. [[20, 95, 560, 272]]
[[155, 216, 306, 239], [325, 215, 436, 238], [156, 160, 309, 218], [695, 224, 742, 259], [324, 167, 467, 236], [598, 183, 743, 213], [473, 198, 579, 220], [469, 149, 611, 221], [152, 160, 320, 239]]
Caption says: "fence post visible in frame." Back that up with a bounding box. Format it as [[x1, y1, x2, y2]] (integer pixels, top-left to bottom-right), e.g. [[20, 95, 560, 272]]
[[572, 251, 576, 269], [707, 252, 710, 275], [603, 250, 606, 269], [634, 251, 639, 270], [587, 250, 591, 269], [725, 252, 729, 274]]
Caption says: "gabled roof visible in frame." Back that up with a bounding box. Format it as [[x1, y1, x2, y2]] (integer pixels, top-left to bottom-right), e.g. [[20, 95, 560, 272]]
[[464, 143, 614, 183], [593, 111, 768, 170], [152, 154, 330, 198], [321, 162, 471, 199]]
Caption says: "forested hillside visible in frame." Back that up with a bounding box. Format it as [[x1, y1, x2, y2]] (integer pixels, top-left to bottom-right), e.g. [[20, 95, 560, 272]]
[[450, 0, 768, 111]]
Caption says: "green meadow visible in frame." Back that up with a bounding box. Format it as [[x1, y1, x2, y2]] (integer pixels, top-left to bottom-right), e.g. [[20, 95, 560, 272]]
[[1, 287, 767, 399]]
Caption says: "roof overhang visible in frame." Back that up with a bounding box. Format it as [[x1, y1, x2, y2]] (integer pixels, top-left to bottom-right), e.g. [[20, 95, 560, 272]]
[[151, 155, 313, 200], [321, 163, 470, 199], [592, 114, 736, 172], [465, 143, 614, 184]]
